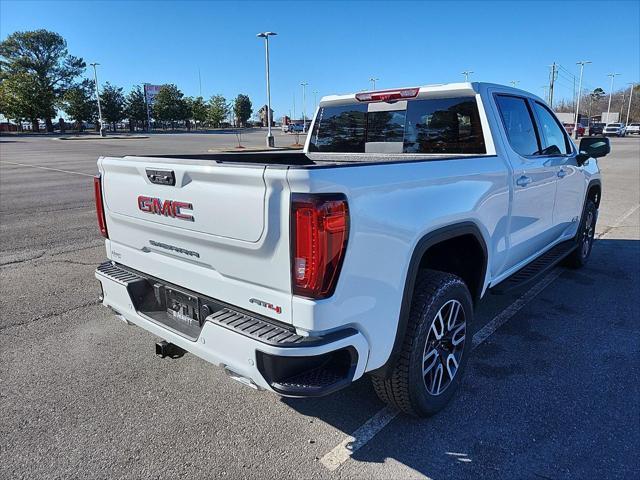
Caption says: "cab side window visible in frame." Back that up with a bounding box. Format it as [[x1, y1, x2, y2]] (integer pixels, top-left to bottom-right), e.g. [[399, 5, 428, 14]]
[[495, 95, 540, 156], [532, 102, 570, 155]]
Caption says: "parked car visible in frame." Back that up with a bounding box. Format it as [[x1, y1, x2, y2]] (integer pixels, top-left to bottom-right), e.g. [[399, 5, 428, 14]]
[[563, 122, 585, 137], [603, 123, 626, 137], [589, 122, 606, 136], [289, 123, 304, 132], [95, 82, 607, 417], [281, 124, 290, 133], [626, 123, 640, 135]]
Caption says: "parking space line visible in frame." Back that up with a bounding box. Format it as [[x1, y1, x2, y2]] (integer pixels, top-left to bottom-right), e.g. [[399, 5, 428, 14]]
[[318, 203, 639, 472], [319, 407, 399, 471], [0, 160, 94, 177]]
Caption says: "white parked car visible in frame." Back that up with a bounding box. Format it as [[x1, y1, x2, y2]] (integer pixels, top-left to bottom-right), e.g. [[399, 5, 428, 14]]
[[603, 123, 626, 136], [625, 123, 640, 135], [94, 82, 608, 416]]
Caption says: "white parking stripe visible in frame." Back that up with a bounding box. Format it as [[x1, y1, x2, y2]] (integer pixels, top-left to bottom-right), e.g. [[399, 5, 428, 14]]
[[318, 203, 639, 472], [0, 160, 94, 177], [320, 407, 399, 471]]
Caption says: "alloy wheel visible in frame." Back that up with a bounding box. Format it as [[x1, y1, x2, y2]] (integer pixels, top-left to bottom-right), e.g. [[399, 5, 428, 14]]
[[422, 299, 466, 396], [581, 210, 595, 258]]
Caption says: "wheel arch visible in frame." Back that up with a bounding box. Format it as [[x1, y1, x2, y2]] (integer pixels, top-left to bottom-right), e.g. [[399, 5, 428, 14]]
[[371, 222, 488, 379]]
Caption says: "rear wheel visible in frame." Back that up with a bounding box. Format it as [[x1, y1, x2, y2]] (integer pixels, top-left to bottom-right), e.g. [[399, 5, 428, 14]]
[[565, 199, 597, 268], [371, 270, 473, 417]]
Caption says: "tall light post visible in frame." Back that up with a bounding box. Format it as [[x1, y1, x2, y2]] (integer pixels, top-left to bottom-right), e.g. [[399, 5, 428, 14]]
[[313, 90, 319, 111], [90, 62, 106, 137], [301, 81, 308, 133], [606, 73, 620, 124], [369, 77, 379, 90], [510, 80, 520, 88], [574, 61, 591, 138], [461, 70, 473, 82], [626, 83, 635, 126], [257, 31, 277, 147]]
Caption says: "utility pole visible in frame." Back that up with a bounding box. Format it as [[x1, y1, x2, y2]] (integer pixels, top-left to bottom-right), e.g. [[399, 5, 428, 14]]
[[626, 83, 635, 125], [548, 62, 557, 108], [574, 61, 591, 139], [301, 81, 308, 133], [257, 31, 277, 147], [606, 73, 620, 124], [541, 85, 549, 103], [510, 80, 519, 88], [313, 90, 319, 111], [461, 70, 473, 82], [143, 83, 152, 132], [198, 68, 202, 97], [369, 77, 378, 90], [90, 63, 106, 137]]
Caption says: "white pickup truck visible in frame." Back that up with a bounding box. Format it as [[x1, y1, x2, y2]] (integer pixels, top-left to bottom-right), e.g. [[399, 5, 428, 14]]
[[95, 82, 609, 417]]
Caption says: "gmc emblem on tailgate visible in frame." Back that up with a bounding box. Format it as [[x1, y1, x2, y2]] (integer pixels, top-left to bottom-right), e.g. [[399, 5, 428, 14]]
[[137, 196, 194, 221]]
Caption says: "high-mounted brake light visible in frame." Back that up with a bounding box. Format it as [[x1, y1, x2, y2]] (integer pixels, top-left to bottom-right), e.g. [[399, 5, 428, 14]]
[[93, 175, 108, 238], [291, 194, 349, 299], [355, 88, 420, 103]]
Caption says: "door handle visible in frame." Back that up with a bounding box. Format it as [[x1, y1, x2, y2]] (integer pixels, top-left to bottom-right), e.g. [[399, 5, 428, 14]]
[[516, 175, 532, 187], [557, 169, 567, 179]]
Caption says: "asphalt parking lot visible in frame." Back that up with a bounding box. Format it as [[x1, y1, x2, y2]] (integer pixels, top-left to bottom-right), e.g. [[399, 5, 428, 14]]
[[1, 132, 638, 479]]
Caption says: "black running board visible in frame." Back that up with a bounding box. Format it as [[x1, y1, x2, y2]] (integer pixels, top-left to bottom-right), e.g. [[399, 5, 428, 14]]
[[490, 240, 577, 294]]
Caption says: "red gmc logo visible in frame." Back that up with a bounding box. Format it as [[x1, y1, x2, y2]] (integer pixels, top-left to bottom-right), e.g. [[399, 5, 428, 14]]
[[137, 196, 194, 222]]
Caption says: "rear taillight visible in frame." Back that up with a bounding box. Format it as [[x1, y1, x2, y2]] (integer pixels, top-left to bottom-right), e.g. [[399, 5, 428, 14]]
[[93, 175, 108, 238], [291, 194, 349, 299], [355, 87, 419, 102]]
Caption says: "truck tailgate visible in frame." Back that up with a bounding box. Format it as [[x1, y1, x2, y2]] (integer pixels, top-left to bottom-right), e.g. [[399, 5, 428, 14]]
[[98, 155, 293, 323]]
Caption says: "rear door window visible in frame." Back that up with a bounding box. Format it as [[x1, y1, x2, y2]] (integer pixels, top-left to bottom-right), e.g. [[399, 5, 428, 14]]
[[495, 95, 540, 156]]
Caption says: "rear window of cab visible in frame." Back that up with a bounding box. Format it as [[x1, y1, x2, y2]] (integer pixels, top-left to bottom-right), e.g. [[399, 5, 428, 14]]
[[308, 97, 486, 154]]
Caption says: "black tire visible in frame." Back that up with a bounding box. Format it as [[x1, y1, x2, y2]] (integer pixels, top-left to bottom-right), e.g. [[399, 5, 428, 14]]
[[564, 199, 597, 268], [371, 269, 473, 417]]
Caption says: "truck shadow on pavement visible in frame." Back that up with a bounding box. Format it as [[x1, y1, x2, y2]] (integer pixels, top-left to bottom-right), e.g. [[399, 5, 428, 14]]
[[283, 239, 639, 479]]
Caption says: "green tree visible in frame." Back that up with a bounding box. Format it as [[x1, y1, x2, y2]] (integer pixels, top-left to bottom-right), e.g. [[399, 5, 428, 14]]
[[100, 82, 125, 131], [0, 72, 50, 130], [124, 86, 147, 132], [189, 96, 208, 129], [233, 94, 252, 127], [208, 94, 228, 128], [61, 79, 97, 131], [153, 84, 189, 129], [0, 29, 85, 132]]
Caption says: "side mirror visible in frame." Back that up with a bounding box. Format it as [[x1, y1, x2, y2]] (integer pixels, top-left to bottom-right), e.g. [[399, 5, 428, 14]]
[[577, 137, 610, 165]]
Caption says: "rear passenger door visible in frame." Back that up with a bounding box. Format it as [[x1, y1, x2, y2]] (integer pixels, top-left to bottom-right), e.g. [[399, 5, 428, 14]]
[[494, 94, 558, 274], [530, 100, 585, 240]]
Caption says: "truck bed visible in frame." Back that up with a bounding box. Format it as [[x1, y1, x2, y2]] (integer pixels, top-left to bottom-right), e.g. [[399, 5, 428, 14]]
[[139, 150, 484, 168]]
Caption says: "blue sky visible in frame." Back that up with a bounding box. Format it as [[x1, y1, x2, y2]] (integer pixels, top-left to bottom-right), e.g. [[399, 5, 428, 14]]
[[1, 0, 639, 119]]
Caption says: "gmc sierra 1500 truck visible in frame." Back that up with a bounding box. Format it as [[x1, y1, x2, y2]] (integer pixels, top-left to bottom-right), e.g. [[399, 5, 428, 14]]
[[95, 82, 610, 417]]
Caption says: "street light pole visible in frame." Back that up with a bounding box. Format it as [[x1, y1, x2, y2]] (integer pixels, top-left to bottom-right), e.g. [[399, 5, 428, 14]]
[[369, 77, 379, 90], [90, 62, 106, 137], [574, 61, 591, 139], [510, 80, 520, 88], [461, 71, 473, 82], [301, 81, 308, 133], [606, 73, 620, 124], [313, 90, 319, 111], [257, 31, 277, 147], [626, 83, 635, 126]]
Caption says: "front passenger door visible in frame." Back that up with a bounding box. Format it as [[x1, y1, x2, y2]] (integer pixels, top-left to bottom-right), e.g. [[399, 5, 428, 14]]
[[530, 101, 586, 240], [494, 94, 558, 274]]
